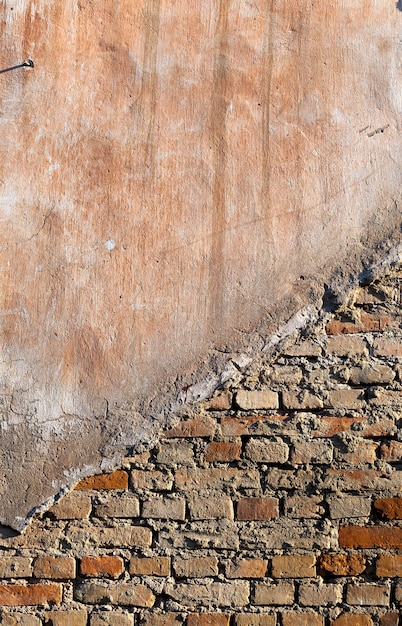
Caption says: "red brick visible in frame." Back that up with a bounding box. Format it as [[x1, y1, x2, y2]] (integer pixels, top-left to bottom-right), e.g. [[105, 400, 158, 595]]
[[318, 554, 366, 577], [203, 392, 232, 411], [129, 557, 170, 577], [80, 556, 124, 578], [376, 555, 402, 577], [281, 613, 323, 626], [326, 312, 395, 335], [33, 557, 76, 580], [237, 498, 278, 521], [186, 615, 230, 626], [374, 498, 402, 519], [0, 584, 62, 606], [205, 441, 242, 463], [379, 613, 400, 626], [75, 470, 128, 490], [312, 416, 365, 437], [164, 416, 216, 438], [339, 526, 402, 549], [331, 615, 373, 626]]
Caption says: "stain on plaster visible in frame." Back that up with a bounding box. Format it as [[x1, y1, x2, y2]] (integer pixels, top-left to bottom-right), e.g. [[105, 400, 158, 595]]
[[1, 0, 402, 531]]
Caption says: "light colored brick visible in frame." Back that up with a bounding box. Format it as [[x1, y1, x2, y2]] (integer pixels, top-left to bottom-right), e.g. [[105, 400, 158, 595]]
[[159, 520, 239, 551], [284, 496, 324, 519], [48, 492, 92, 520], [156, 441, 194, 466], [331, 615, 373, 626], [175, 468, 260, 492], [226, 558, 267, 579], [245, 438, 289, 464], [142, 496, 185, 520], [312, 416, 365, 438], [188, 495, 234, 520], [348, 363, 395, 384], [205, 441, 242, 463], [319, 554, 366, 577], [282, 391, 323, 410], [346, 583, 390, 606], [291, 440, 333, 464], [253, 582, 294, 606], [374, 337, 402, 357], [131, 470, 173, 491], [325, 335, 368, 356], [271, 555, 316, 578], [80, 556, 124, 578], [65, 525, 152, 549], [203, 392, 232, 411], [165, 581, 249, 608], [282, 614, 323, 626], [75, 582, 154, 607], [235, 616, 276, 626], [0, 557, 32, 578], [140, 613, 183, 626], [235, 390, 279, 410], [0, 615, 42, 626], [94, 494, 139, 518], [164, 416, 216, 438], [299, 582, 342, 606], [376, 555, 402, 577], [380, 441, 402, 461], [325, 388, 364, 410], [174, 557, 218, 578], [327, 495, 371, 519], [264, 365, 303, 385], [33, 557, 76, 580], [334, 440, 379, 464], [0, 584, 62, 606], [240, 521, 331, 551], [75, 471, 128, 490], [129, 557, 170, 577], [90, 613, 133, 626], [237, 498, 278, 521], [46, 611, 88, 626], [221, 415, 288, 437]]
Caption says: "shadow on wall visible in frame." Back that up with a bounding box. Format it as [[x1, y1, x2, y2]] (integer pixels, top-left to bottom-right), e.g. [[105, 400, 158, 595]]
[[397, 1, 402, 10]]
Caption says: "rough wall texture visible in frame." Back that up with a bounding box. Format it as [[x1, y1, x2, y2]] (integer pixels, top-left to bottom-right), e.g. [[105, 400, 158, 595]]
[[2, 266, 402, 623], [1, 1, 402, 530]]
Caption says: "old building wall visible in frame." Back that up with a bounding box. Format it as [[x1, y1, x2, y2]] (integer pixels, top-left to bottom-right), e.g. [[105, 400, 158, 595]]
[[1, 265, 402, 623]]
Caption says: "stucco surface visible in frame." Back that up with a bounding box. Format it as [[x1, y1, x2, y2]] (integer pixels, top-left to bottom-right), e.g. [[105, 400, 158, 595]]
[[1, 0, 402, 530]]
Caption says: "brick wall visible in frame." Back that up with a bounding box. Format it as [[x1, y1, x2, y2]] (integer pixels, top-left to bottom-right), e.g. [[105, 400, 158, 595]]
[[1, 271, 402, 625]]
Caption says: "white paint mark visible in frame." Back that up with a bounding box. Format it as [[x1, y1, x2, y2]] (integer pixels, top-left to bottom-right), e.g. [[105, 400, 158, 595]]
[[105, 239, 116, 251]]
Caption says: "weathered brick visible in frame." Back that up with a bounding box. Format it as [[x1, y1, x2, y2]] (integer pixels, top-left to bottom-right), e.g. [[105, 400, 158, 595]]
[[226, 558, 267, 579], [348, 363, 395, 384], [253, 582, 294, 606], [380, 440, 402, 461], [188, 495, 234, 520], [75, 471, 128, 490], [281, 614, 323, 626], [271, 555, 316, 578], [374, 337, 402, 357], [129, 557, 170, 577], [325, 335, 368, 356], [203, 392, 232, 411], [0, 584, 62, 606], [80, 556, 124, 578], [282, 391, 323, 410], [0, 557, 32, 578], [319, 554, 366, 577], [131, 470, 173, 491], [379, 613, 400, 626], [284, 495, 324, 519], [140, 613, 182, 626], [33, 557, 76, 580], [299, 582, 342, 606], [235, 390, 279, 410], [164, 416, 216, 438], [245, 438, 289, 464], [46, 610, 88, 626], [75, 582, 154, 607], [175, 468, 260, 492], [94, 493, 139, 518], [327, 495, 372, 519], [205, 441, 242, 463], [291, 440, 333, 464], [174, 557, 218, 578], [234, 616, 275, 626], [325, 388, 364, 410], [326, 312, 395, 335], [48, 492, 92, 520], [166, 581, 249, 608], [312, 416, 365, 438], [339, 526, 402, 549], [324, 468, 399, 491], [0, 614, 42, 626], [240, 521, 331, 550], [237, 498, 278, 521], [90, 613, 133, 626], [264, 365, 303, 385], [334, 440, 379, 465], [156, 441, 194, 466], [346, 583, 390, 606], [369, 390, 402, 409], [285, 340, 322, 357], [376, 555, 402, 577], [330, 615, 373, 626], [159, 520, 239, 550], [374, 497, 402, 519], [142, 496, 185, 520], [186, 615, 230, 626], [65, 525, 152, 549]]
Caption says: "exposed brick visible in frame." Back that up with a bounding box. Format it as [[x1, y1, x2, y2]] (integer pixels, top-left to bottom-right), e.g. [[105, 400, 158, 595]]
[[174, 557, 218, 578], [299, 582, 342, 606], [235, 390, 279, 410], [374, 337, 402, 357], [131, 470, 173, 491], [156, 441, 194, 466], [159, 520, 239, 550], [226, 558, 268, 579], [48, 492, 92, 520], [325, 388, 364, 410], [374, 497, 402, 519], [75, 582, 154, 607], [264, 365, 303, 385], [348, 363, 395, 385], [271, 555, 316, 578], [0, 584, 62, 606], [340, 525, 402, 549], [203, 392, 232, 411], [75, 471, 128, 491], [65, 525, 152, 549], [142, 495, 186, 520], [90, 613, 133, 626], [175, 468, 260, 492], [245, 438, 289, 464], [164, 416, 216, 438], [376, 555, 402, 577], [33, 557, 76, 580], [346, 583, 390, 606], [312, 416, 365, 438], [46, 610, 88, 626], [281, 614, 323, 626], [1, 615, 42, 626], [253, 582, 294, 606], [94, 493, 139, 518], [380, 441, 402, 461], [0, 557, 32, 578], [80, 556, 124, 578], [237, 498, 279, 521], [324, 468, 398, 491], [325, 335, 368, 356], [284, 495, 324, 519], [334, 440, 379, 465], [379, 613, 400, 626], [284, 340, 322, 357], [205, 441, 242, 463], [240, 520, 331, 551], [129, 557, 170, 577], [234, 616, 276, 626], [282, 391, 323, 410], [140, 613, 182, 626], [291, 440, 333, 464], [326, 312, 395, 335], [220, 415, 289, 437], [186, 615, 230, 626], [327, 495, 372, 519], [188, 495, 234, 520], [318, 554, 366, 577], [330, 615, 373, 626], [166, 581, 249, 608]]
